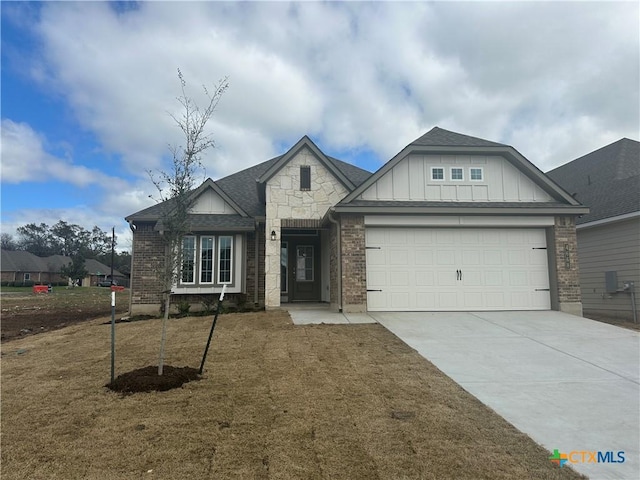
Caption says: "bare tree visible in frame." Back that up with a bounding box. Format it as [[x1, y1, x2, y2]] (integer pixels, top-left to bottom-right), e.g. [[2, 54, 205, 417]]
[[149, 69, 229, 375]]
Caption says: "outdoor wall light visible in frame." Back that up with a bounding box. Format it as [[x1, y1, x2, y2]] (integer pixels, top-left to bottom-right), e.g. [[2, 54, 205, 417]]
[[270, 230, 277, 241]]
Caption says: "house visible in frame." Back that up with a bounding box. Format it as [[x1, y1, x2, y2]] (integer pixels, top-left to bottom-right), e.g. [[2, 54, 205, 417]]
[[547, 138, 640, 322], [1, 250, 69, 285], [0, 249, 124, 287], [125, 127, 588, 316]]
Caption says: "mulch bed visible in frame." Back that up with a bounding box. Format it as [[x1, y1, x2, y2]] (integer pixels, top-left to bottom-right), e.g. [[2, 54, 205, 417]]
[[106, 365, 201, 394]]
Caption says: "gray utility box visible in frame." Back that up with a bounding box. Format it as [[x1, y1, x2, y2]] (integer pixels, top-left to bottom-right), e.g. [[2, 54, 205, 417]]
[[605, 271, 618, 293]]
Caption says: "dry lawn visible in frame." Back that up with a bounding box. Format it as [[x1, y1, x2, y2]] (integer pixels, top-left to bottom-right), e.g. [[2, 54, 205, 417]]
[[1, 311, 585, 479]]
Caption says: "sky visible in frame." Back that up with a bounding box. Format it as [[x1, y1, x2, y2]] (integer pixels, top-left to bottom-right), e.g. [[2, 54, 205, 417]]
[[1, 0, 638, 251]]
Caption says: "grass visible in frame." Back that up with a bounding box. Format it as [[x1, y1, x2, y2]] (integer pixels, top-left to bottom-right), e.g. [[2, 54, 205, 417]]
[[1, 311, 586, 479]]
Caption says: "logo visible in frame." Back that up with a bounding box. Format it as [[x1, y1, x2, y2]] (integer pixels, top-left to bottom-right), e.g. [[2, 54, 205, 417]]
[[549, 449, 568, 467], [550, 449, 625, 467]]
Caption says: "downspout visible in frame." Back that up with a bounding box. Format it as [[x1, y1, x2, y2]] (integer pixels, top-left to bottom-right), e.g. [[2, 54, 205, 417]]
[[254, 220, 260, 306], [327, 209, 342, 312]]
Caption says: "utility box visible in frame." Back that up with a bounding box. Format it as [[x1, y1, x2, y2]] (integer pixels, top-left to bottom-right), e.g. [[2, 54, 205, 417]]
[[605, 271, 618, 293]]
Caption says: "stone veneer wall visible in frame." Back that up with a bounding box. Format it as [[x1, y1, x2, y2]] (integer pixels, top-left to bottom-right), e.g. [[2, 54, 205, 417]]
[[264, 147, 349, 308], [553, 216, 583, 316], [340, 214, 367, 312], [130, 222, 165, 314]]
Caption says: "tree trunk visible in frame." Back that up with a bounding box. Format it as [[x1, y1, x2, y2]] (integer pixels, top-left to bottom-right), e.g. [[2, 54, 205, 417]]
[[158, 293, 171, 375]]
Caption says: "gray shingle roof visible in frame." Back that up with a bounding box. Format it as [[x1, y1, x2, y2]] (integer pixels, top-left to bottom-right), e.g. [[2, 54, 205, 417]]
[[155, 215, 256, 232], [410, 127, 507, 148], [1, 250, 122, 276], [127, 146, 372, 225], [546, 138, 640, 224]]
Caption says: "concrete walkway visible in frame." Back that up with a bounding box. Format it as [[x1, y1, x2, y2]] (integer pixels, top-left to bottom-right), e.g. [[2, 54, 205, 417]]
[[371, 311, 640, 480], [285, 304, 376, 325]]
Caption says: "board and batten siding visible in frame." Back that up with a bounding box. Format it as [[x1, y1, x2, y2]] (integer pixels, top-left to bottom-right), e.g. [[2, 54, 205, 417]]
[[577, 217, 640, 321], [360, 154, 553, 202], [190, 188, 236, 214]]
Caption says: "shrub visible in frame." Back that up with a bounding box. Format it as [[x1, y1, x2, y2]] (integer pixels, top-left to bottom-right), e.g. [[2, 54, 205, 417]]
[[176, 300, 191, 318]]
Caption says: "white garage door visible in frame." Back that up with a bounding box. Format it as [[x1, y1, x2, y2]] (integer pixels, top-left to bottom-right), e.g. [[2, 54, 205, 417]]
[[366, 228, 551, 311]]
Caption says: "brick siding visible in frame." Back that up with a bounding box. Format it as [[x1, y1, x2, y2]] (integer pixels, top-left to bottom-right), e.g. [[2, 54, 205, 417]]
[[553, 216, 583, 310], [340, 214, 366, 311], [130, 222, 165, 309]]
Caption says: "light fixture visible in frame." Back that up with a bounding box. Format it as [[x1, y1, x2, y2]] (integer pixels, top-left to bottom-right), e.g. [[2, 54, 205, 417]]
[[270, 230, 277, 241]]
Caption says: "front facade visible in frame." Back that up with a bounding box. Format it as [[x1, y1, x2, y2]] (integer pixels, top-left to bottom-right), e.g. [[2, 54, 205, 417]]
[[548, 138, 640, 321], [126, 127, 588, 316]]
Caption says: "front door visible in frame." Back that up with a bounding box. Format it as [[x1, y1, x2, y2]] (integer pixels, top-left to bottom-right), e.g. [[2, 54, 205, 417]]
[[282, 234, 321, 302]]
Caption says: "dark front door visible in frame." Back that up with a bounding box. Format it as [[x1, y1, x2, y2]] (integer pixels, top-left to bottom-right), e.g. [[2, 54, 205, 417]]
[[282, 234, 321, 302]]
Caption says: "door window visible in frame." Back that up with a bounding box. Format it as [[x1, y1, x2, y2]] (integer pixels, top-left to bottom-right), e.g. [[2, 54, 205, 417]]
[[296, 246, 314, 282]]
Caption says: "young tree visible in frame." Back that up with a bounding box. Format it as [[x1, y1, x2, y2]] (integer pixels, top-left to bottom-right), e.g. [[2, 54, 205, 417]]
[[149, 70, 229, 375], [60, 255, 89, 286]]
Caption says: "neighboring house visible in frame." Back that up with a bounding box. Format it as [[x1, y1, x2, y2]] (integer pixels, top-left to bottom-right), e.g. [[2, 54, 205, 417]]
[[126, 127, 588, 316], [1, 250, 69, 284], [0, 250, 124, 287], [547, 138, 640, 321]]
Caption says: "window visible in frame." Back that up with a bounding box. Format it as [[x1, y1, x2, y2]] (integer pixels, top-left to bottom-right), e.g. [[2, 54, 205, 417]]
[[300, 165, 311, 190], [451, 167, 464, 181], [200, 237, 214, 283], [470, 168, 483, 181], [181, 236, 196, 283], [24, 273, 31, 281], [218, 236, 233, 284], [296, 246, 314, 281], [431, 167, 445, 181]]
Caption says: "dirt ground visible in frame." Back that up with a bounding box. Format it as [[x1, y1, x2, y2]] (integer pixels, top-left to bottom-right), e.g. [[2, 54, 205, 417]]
[[0, 288, 129, 341], [1, 310, 585, 480]]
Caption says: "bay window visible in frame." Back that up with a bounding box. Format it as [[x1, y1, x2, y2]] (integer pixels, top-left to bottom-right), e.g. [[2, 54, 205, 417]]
[[179, 235, 236, 287], [181, 236, 196, 283]]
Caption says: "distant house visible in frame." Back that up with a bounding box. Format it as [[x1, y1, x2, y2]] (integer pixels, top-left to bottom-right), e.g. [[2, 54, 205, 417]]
[[126, 127, 588, 316], [547, 138, 640, 321], [0, 250, 124, 287]]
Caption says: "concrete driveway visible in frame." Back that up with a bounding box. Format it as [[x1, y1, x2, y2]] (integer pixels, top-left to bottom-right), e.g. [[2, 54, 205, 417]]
[[371, 311, 639, 480]]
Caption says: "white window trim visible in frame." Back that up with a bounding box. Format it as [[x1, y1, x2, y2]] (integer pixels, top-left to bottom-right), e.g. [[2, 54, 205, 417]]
[[217, 235, 233, 285], [450, 167, 464, 181], [24, 273, 31, 281], [199, 236, 215, 284], [181, 236, 197, 285], [430, 166, 445, 181], [470, 167, 484, 181]]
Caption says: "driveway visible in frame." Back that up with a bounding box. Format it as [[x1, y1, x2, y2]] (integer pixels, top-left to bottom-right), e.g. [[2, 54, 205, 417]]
[[371, 311, 640, 480]]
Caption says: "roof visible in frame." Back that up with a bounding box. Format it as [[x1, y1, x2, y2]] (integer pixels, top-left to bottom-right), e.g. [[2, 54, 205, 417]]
[[333, 200, 587, 216], [410, 126, 507, 148], [127, 138, 372, 224], [340, 126, 584, 208], [546, 138, 640, 225], [1, 250, 122, 276], [155, 214, 256, 232]]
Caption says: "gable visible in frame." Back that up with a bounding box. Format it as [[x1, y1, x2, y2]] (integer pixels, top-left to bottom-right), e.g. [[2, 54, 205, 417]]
[[360, 153, 554, 202], [190, 187, 238, 214], [266, 146, 350, 220]]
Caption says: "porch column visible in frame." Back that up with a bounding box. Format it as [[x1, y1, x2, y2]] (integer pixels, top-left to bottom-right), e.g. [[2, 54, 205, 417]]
[[265, 219, 281, 308]]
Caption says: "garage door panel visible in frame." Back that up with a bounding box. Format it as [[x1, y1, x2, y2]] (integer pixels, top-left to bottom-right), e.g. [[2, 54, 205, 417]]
[[388, 249, 409, 265], [365, 227, 551, 311]]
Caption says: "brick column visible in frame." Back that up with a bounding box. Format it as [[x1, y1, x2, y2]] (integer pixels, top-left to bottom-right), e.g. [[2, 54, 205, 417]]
[[553, 216, 583, 316], [130, 222, 165, 315], [341, 214, 367, 312]]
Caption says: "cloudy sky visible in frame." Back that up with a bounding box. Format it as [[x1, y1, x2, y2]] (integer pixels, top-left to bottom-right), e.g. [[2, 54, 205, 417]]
[[1, 0, 638, 250]]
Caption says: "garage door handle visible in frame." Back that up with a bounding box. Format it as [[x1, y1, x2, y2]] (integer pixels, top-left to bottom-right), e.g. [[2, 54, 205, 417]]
[[535, 288, 550, 291], [456, 269, 462, 281], [367, 289, 382, 292]]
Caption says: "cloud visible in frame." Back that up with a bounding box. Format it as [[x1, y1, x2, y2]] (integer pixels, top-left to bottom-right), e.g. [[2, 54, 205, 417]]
[[0, 119, 122, 187], [2, 0, 637, 236]]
